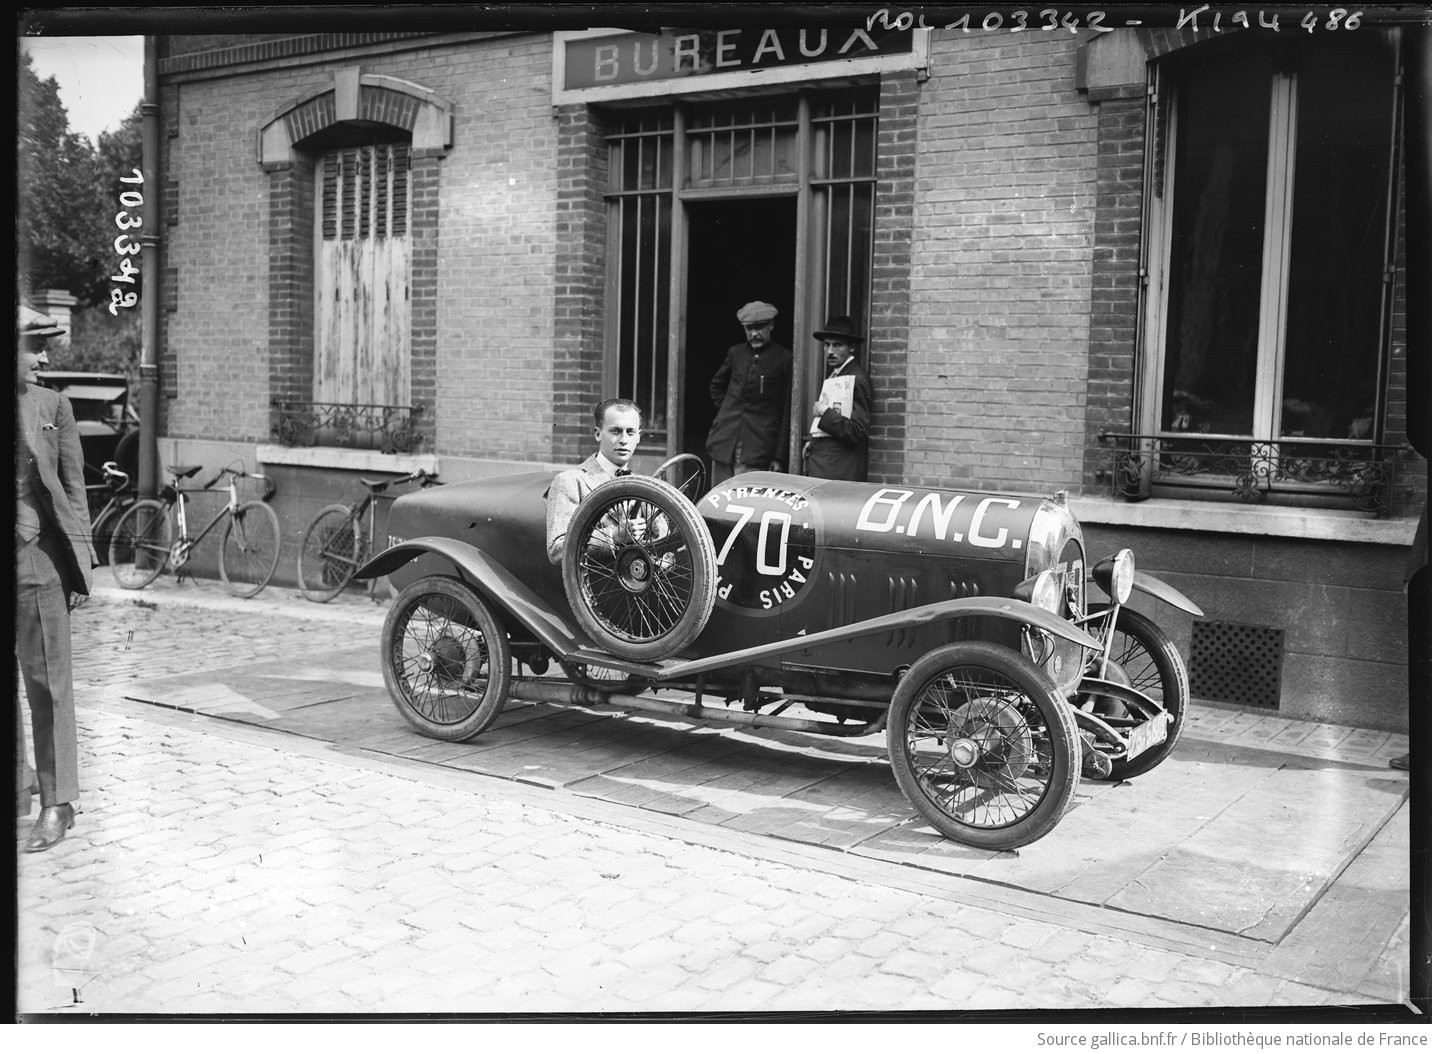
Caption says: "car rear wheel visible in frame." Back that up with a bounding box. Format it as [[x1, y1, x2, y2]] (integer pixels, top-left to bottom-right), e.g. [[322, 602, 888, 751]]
[[1083, 605, 1189, 781], [888, 641, 1080, 850], [381, 576, 511, 741], [561, 475, 717, 661]]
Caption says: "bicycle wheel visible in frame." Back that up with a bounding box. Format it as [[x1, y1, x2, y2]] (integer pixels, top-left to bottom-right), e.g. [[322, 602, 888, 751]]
[[219, 500, 281, 598], [297, 503, 362, 602], [91, 499, 130, 567], [109, 499, 172, 589]]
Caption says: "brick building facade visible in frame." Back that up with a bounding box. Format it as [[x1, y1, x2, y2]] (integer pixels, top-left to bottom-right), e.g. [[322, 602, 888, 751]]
[[150, 24, 1424, 730]]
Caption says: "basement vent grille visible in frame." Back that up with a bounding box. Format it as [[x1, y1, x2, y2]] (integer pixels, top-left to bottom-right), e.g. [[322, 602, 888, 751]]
[[1190, 620, 1285, 710]]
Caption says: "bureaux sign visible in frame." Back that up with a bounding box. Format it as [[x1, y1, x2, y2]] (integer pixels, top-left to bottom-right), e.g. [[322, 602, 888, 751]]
[[553, 27, 925, 103]]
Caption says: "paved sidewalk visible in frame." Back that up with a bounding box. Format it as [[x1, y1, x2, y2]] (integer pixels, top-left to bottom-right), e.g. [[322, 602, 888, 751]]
[[13, 577, 1417, 1016], [15, 696, 1407, 1016]]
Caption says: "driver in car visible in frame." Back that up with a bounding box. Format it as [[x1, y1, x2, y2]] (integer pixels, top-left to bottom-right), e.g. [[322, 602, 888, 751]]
[[545, 398, 647, 564]]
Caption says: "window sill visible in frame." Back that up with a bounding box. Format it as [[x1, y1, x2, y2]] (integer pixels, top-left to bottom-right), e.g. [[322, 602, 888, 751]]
[[1069, 495, 1419, 546], [256, 444, 440, 475]]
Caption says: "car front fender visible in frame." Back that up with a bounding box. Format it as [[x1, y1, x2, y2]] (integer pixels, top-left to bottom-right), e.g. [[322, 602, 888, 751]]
[[659, 595, 1102, 680], [356, 536, 591, 658], [1132, 571, 1204, 616]]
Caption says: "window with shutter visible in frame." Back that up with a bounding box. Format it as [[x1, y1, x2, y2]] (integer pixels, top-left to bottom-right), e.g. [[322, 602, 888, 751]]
[[314, 142, 412, 408]]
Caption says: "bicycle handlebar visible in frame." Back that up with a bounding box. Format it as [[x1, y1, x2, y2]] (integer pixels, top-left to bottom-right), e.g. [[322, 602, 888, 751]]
[[365, 468, 440, 495], [102, 461, 130, 489], [196, 467, 274, 500]]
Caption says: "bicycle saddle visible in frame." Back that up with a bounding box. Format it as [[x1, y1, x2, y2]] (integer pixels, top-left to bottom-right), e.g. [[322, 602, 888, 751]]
[[167, 465, 203, 479], [361, 476, 394, 492]]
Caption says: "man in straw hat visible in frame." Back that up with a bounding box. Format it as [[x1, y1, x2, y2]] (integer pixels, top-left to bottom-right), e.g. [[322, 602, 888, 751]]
[[803, 314, 873, 482], [704, 300, 792, 485], [15, 305, 95, 851]]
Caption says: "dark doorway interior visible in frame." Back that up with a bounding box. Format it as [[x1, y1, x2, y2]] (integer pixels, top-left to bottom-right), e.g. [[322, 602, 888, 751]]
[[682, 197, 798, 467]]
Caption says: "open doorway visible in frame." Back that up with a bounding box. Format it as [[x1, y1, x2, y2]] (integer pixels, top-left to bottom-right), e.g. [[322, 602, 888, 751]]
[[682, 197, 798, 467]]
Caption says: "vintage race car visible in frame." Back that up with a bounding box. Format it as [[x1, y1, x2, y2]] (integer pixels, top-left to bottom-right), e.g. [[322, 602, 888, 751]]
[[356, 456, 1202, 849]]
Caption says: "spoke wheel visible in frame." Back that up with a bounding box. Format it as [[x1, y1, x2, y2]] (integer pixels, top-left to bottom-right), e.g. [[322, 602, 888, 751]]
[[561, 475, 717, 661], [381, 576, 511, 741], [219, 500, 281, 598], [888, 642, 1080, 850], [297, 504, 361, 602], [1084, 605, 1189, 781], [91, 501, 129, 567], [108, 499, 171, 589], [653, 453, 707, 502]]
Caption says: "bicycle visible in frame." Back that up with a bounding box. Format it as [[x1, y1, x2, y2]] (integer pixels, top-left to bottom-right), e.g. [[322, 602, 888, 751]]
[[108, 464, 281, 598], [88, 461, 137, 565], [296, 468, 440, 602]]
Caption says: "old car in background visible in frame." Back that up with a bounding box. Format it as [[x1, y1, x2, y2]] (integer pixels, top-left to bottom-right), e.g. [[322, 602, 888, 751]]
[[37, 370, 140, 517], [356, 457, 1201, 849]]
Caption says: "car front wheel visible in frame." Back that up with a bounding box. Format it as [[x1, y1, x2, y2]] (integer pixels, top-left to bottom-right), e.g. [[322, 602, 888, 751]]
[[1083, 605, 1189, 781], [381, 575, 511, 741], [887, 641, 1081, 850]]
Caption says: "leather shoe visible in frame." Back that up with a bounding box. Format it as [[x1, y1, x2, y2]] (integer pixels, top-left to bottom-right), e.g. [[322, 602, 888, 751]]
[[1389, 753, 1411, 771], [24, 804, 75, 853]]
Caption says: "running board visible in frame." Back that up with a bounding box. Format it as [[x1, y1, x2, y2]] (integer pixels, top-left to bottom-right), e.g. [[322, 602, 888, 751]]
[[508, 678, 887, 738]]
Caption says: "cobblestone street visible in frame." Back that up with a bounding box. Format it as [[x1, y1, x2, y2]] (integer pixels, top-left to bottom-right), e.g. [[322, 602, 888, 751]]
[[13, 581, 1418, 1017]]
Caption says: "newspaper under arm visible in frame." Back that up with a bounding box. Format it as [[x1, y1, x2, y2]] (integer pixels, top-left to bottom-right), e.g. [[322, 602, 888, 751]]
[[810, 374, 855, 438]]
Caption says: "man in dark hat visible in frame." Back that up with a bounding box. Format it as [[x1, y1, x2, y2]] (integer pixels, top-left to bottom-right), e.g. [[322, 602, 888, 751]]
[[704, 300, 792, 485], [15, 306, 95, 851], [802, 315, 873, 482]]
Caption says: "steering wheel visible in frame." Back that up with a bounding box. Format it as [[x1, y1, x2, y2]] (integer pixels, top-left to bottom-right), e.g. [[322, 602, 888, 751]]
[[652, 453, 707, 502]]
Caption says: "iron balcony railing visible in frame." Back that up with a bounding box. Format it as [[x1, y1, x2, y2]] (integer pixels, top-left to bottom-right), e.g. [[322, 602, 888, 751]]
[[1097, 432, 1408, 516], [270, 399, 425, 455]]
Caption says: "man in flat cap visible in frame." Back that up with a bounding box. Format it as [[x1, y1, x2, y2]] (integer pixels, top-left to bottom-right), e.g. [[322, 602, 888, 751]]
[[704, 300, 792, 485], [15, 306, 95, 851]]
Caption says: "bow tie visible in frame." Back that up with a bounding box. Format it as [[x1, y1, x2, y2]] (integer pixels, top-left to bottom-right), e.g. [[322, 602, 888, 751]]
[[615, 467, 631, 477]]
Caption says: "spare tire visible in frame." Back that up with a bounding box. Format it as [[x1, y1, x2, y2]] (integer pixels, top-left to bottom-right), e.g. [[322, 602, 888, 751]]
[[561, 475, 717, 660]]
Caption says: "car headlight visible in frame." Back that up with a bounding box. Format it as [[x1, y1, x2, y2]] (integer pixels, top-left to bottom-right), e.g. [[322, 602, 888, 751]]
[[1015, 569, 1062, 614], [1092, 549, 1135, 605]]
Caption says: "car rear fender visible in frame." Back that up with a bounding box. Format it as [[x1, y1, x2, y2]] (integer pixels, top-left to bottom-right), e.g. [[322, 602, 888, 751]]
[[1131, 571, 1204, 616], [356, 537, 590, 657]]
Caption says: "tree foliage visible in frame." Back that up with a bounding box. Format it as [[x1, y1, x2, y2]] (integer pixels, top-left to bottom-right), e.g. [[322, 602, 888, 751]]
[[18, 49, 142, 309]]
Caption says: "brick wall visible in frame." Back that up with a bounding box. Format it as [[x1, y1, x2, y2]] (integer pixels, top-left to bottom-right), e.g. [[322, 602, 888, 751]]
[[868, 71, 918, 485], [409, 154, 441, 450], [159, 35, 560, 460], [551, 105, 610, 462], [165, 68, 285, 445], [1082, 91, 1144, 492], [265, 162, 315, 405], [426, 37, 558, 461], [904, 32, 1098, 494]]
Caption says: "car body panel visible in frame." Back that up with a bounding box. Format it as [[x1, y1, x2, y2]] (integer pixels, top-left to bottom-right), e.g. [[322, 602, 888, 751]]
[[372, 468, 1109, 681], [364, 528, 1102, 680]]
